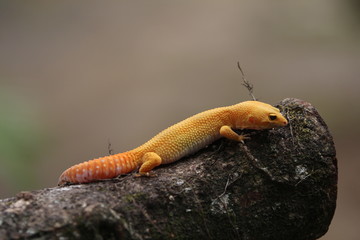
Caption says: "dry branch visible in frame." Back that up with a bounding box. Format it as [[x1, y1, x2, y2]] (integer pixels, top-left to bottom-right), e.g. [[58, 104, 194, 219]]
[[0, 98, 337, 240]]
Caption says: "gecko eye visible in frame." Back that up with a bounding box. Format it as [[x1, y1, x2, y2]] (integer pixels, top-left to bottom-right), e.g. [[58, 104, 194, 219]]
[[269, 114, 277, 121]]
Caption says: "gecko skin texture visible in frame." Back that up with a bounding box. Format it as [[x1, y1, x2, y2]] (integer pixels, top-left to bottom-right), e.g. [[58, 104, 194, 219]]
[[58, 101, 288, 185]]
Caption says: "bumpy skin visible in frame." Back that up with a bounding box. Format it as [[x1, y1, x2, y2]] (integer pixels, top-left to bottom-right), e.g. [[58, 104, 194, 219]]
[[58, 101, 288, 185]]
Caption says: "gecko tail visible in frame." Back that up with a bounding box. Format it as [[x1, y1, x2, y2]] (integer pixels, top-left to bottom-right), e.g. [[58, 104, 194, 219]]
[[58, 152, 138, 185]]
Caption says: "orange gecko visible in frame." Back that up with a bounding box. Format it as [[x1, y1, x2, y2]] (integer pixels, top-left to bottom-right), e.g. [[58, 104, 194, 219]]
[[58, 101, 287, 185]]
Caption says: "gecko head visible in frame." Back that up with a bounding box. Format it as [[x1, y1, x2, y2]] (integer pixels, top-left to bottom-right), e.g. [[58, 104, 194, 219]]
[[237, 101, 288, 130]]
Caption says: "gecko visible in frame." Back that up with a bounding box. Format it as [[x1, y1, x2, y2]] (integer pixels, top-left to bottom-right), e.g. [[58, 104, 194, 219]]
[[58, 101, 288, 185]]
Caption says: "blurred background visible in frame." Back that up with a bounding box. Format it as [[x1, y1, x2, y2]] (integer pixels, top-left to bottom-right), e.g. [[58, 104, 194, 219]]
[[0, 1, 359, 239]]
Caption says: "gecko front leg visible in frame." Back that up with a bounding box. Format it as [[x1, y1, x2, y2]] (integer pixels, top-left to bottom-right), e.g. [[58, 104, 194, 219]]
[[219, 125, 249, 142]]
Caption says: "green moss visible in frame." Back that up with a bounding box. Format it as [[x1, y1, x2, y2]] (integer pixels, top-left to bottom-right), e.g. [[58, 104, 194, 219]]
[[123, 192, 146, 203]]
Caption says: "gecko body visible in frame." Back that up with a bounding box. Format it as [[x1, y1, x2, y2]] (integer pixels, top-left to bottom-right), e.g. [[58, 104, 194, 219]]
[[58, 101, 287, 185]]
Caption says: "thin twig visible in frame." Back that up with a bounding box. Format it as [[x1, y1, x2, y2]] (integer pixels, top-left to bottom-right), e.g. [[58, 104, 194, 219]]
[[240, 143, 276, 181], [286, 112, 296, 146], [108, 138, 113, 155], [295, 173, 313, 187], [217, 172, 243, 199], [237, 62, 256, 101], [295, 170, 317, 187], [218, 175, 231, 199], [131, 198, 164, 235]]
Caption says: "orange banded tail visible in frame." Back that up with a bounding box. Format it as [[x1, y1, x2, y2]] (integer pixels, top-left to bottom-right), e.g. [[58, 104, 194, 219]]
[[58, 151, 138, 185]]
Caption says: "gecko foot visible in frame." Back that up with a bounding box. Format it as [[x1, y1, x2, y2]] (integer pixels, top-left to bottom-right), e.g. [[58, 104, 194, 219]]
[[239, 134, 250, 143]]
